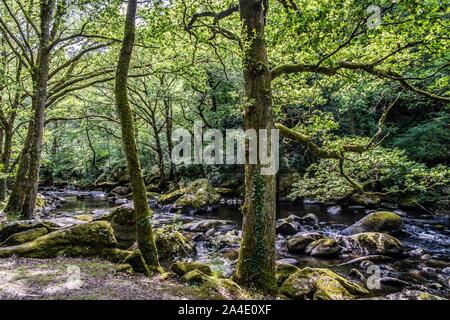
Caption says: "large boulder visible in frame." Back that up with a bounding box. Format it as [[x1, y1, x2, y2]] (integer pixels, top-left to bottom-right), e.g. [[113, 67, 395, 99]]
[[0, 220, 59, 243], [305, 238, 341, 257], [170, 261, 213, 277], [154, 228, 195, 261], [276, 263, 300, 286], [280, 268, 369, 300], [105, 204, 137, 249], [343, 232, 404, 256], [380, 290, 445, 300], [0, 227, 48, 247], [287, 232, 323, 253], [340, 211, 403, 235], [0, 221, 117, 258], [159, 179, 220, 209], [181, 269, 247, 299], [182, 219, 235, 233]]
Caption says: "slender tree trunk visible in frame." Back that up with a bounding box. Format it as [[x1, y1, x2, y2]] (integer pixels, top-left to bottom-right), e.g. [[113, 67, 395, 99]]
[[115, 0, 161, 272], [0, 126, 14, 201], [164, 99, 176, 180], [233, 0, 277, 292]]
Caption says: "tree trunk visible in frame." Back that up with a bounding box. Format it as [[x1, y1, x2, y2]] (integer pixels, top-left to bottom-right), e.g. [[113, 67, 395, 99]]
[[115, 0, 161, 272], [0, 125, 14, 201], [233, 0, 277, 292], [164, 99, 176, 180]]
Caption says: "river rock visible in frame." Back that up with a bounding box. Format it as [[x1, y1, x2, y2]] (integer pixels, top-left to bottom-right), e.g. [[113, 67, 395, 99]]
[[279, 267, 369, 300], [305, 238, 340, 257], [327, 206, 342, 215], [344, 232, 404, 256], [300, 213, 319, 225], [340, 211, 403, 235], [154, 228, 195, 260], [276, 263, 300, 286], [286, 232, 323, 253], [182, 219, 235, 232], [159, 179, 220, 210], [111, 186, 130, 196], [351, 193, 381, 206], [380, 290, 445, 300]]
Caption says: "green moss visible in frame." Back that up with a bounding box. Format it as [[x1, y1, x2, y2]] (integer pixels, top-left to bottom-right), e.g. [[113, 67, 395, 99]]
[[170, 261, 212, 277], [280, 267, 369, 300], [0, 227, 48, 246]]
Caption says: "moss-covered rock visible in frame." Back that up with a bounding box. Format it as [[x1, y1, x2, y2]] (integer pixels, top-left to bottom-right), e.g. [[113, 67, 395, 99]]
[[341, 211, 403, 235], [154, 228, 195, 261], [287, 232, 323, 253], [159, 179, 220, 210], [0, 227, 48, 247], [0, 220, 59, 242], [105, 204, 137, 249], [381, 290, 446, 300], [122, 249, 149, 274], [305, 238, 340, 257], [75, 214, 94, 222], [280, 267, 369, 300], [111, 186, 130, 196], [182, 219, 235, 232], [276, 263, 300, 286], [351, 193, 382, 206], [115, 263, 134, 275], [181, 269, 247, 299], [170, 261, 213, 277], [0, 221, 117, 259], [344, 232, 404, 256]]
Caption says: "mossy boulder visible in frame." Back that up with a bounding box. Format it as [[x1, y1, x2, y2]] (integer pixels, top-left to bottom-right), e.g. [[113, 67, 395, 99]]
[[75, 214, 94, 222], [182, 219, 235, 232], [0, 227, 48, 247], [351, 193, 382, 206], [159, 179, 220, 209], [0, 221, 117, 259], [0, 220, 59, 242], [111, 186, 130, 196], [170, 261, 212, 277], [344, 232, 404, 256], [122, 249, 149, 274], [305, 238, 340, 257], [181, 269, 247, 299], [276, 263, 300, 286], [287, 232, 323, 253], [280, 267, 369, 300], [154, 228, 195, 261], [341, 211, 403, 235], [105, 204, 137, 249]]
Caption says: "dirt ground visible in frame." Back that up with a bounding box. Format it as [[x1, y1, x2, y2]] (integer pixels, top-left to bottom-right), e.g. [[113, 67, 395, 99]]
[[0, 257, 206, 300]]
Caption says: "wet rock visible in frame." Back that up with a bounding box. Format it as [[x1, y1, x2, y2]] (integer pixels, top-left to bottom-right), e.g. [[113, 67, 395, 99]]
[[379, 277, 410, 288], [380, 290, 445, 300], [276, 221, 300, 236], [170, 261, 212, 277], [442, 267, 450, 275], [349, 269, 366, 283], [75, 214, 94, 222], [279, 267, 369, 300], [0, 221, 117, 258], [380, 202, 398, 210], [209, 230, 240, 248], [286, 232, 323, 253], [340, 211, 403, 235], [305, 238, 340, 257], [182, 219, 236, 233], [348, 205, 366, 213], [276, 258, 299, 266], [0, 227, 48, 247], [192, 233, 206, 242], [115, 198, 128, 205], [327, 206, 342, 215], [301, 213, 319, 225], [221, 247, 240, 260], [49, 217, 85, 228], [111, 186, 130, 196], [344, 232, 403, 256]]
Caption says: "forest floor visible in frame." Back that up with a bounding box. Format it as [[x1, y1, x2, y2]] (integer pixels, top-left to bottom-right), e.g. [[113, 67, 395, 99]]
[[0, 257, 208, 300]]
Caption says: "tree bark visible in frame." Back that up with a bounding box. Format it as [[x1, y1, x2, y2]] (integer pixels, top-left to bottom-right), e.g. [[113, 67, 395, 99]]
[[233, 0, 277, 292], [114, 0, 161, 272]]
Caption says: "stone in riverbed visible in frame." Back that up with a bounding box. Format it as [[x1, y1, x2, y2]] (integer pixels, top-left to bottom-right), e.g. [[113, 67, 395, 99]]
[[154, 228, 195, 261], [340, 211, 403, 235], [279, 267, 369, 300], [182, 219, 235, 232], [276, 263, 300, 286], [351, 193, 381, 206], [111, 186, 130, 196], [305, 238, 340, 257], [344, 232, 404, 256], [286, 232, 323, 253], [379, 290, 445, 300], [327, 206, 342, 215]]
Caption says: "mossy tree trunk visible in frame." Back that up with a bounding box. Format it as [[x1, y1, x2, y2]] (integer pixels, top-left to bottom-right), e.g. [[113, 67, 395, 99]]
[[114, 0, 161, 272], [5, 0, 54, 218], [233, 0, 277, 293]]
